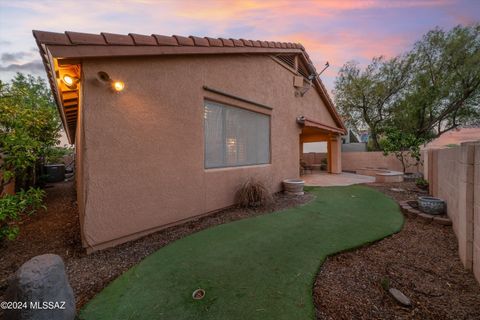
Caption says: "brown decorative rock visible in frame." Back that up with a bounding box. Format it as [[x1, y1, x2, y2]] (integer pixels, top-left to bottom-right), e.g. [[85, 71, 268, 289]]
[[398, 199, 452, 225], [5, 254, 75, 320], [417, 213, 433, 223], [389, 288, 412, 307]]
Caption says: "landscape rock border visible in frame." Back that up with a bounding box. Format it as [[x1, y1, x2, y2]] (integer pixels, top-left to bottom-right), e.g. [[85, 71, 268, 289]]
[[398, 200, 452, 225]]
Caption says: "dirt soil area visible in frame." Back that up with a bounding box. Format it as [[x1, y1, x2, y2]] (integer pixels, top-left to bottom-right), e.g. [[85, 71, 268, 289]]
[[1, 181, 479, 319], [314, 181, 480, 320], [0, 181, 312, 310]]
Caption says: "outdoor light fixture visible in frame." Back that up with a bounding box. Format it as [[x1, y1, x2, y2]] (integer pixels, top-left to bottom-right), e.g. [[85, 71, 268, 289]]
[[96, 71, 125, 93], [113, 81, 125, 92], [62, 74, 79, 89]]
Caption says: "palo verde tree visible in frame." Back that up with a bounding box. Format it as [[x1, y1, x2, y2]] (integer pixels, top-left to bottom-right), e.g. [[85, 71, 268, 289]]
[[334, 24, 480, 150], [391, 25, 480, 139], [333, 55, 412, 150]]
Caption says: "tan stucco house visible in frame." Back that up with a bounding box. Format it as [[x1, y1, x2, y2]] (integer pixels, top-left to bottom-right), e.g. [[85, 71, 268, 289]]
[[34, 30, 346, 252]]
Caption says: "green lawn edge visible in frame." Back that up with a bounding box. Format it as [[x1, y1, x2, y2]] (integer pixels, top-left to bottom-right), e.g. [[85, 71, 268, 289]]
[[80, 185, 404, 320]]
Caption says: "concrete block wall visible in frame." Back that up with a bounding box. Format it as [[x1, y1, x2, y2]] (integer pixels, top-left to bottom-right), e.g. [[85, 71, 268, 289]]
[[474, 145, 480, 283], [341, 151, 423, 173], [302, 152, 327, 166], [427, 141, 480, 284]]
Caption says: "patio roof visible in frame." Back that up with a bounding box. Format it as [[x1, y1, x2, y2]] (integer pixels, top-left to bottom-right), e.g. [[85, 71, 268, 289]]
[[33, 30, 346, 143], [297, 116, 346, 135]]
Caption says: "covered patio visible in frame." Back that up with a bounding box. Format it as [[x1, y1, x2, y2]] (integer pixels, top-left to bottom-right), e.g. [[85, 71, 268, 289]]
[[298, 117, 344, 174]]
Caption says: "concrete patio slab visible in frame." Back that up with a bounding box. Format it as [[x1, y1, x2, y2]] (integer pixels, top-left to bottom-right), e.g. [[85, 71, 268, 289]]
[[303, 172, 375, 187]]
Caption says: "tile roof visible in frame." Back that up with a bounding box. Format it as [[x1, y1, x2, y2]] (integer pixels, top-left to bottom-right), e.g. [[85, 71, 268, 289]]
[[33, 30, 346, 142], [33, 30, 305, 49]]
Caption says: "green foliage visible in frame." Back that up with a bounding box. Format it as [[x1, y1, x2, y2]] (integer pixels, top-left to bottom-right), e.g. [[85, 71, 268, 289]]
[[0, 73, 61, 191], [380, 277, 390, 291], [0, 187, 46, 241], [415, 178, 429, 189], [334, 24, 480, 150], [334, 56, 412, 150], [392, 25, 480, 137], [381, 129, 424, 172], [44, 146, 74, 164]]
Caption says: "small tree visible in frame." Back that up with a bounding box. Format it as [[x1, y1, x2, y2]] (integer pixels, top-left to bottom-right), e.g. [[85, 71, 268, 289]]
[[334, 56, 412, 150], [381, 129, 424, 173], [0, 73, 60, 241], [0, 73, 61, 191]]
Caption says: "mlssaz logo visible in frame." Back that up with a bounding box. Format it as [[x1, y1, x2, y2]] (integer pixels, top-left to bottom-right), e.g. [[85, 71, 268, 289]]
[[30, 301, 66, 310]]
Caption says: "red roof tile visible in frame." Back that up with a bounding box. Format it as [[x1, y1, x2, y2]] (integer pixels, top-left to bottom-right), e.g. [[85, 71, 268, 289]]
[[173, 35, 194, 46], [206, 37, 223, 47], [153, 34, 178, 46], [240, 39, 253, 47], [101, 32, 134, 45], [129, 33, 157, 46], [251, 40, 261, 47], [260, 41, 269, 48], [66, 31, 106, 45], [32, 30, 71, 45], [219, 38, 234, 47], [190, 36, 209, 47], [230, 38, 244, 47]]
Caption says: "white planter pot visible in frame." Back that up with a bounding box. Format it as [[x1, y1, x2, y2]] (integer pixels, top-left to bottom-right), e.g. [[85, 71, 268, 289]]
[[283, 179, 305, 196]]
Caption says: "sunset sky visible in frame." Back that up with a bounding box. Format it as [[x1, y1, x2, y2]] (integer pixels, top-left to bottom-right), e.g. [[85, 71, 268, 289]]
[[0, 0, 479, 91]]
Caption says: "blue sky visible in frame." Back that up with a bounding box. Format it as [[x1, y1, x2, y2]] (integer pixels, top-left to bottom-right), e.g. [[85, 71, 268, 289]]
[[0, 0, 479, 91]]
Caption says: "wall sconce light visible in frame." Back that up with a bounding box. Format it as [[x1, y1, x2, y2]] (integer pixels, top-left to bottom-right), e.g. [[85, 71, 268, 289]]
[[62, 74, 79, 89], [96, 71, 125, 92], [113, 81, 125, 92]]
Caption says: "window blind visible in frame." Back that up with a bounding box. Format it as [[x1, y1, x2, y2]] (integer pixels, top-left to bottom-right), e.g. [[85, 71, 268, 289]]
[[204, 100, 270, 168]]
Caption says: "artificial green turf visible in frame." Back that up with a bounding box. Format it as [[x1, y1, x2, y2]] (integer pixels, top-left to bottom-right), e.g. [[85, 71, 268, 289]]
[[80, 185, 404, 320]]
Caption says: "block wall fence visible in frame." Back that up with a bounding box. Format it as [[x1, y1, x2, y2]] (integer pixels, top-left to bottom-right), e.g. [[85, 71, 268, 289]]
[[424, 141, 480, 284], [302, 151, 422, 173]]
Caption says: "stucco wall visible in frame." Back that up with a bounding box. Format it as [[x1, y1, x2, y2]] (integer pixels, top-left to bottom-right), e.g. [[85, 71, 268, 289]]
[[426, 142, 480, 284], [302, 152, 327, 166], [341, 143, 367, 152], [342, 151, 422, 173], [79, 54, 341, 250], [474, 145, 480, 283]]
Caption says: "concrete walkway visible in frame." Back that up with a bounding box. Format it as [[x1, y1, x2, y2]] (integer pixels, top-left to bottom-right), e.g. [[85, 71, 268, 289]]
[[303, 172, 375, 187]]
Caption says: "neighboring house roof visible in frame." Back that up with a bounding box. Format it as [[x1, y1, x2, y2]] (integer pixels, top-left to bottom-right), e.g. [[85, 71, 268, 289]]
[[423, 127, 480, 149], [33, 30, 346, 143]]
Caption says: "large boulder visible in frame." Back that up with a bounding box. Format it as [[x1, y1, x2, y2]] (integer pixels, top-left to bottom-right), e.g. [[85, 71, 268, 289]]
[[5, 254, 75, 320]]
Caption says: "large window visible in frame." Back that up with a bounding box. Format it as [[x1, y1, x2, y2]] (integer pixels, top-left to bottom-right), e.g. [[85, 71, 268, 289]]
[[204, 100, 270, 168]]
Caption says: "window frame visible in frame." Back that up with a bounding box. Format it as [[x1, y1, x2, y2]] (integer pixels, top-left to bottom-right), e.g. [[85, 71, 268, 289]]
[[203, 99, 272, 169]]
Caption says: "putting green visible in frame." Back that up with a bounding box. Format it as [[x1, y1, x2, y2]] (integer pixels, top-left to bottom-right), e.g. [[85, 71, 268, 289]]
[[80, 185, 403, 320]]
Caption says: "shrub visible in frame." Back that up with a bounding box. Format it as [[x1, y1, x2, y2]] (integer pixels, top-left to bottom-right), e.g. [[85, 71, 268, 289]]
[[0, 187, 45, 241], [44, 146, 74, 164], [0, 73, 60, 190], [236, 178, 272, 208], [415, 178, 429, 190]]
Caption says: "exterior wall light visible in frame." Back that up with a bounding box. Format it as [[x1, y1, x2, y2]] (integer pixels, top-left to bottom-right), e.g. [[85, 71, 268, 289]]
[[96, 71, 125, 93], [62, 74, 79, 89], [113, 81, 125, 92]]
